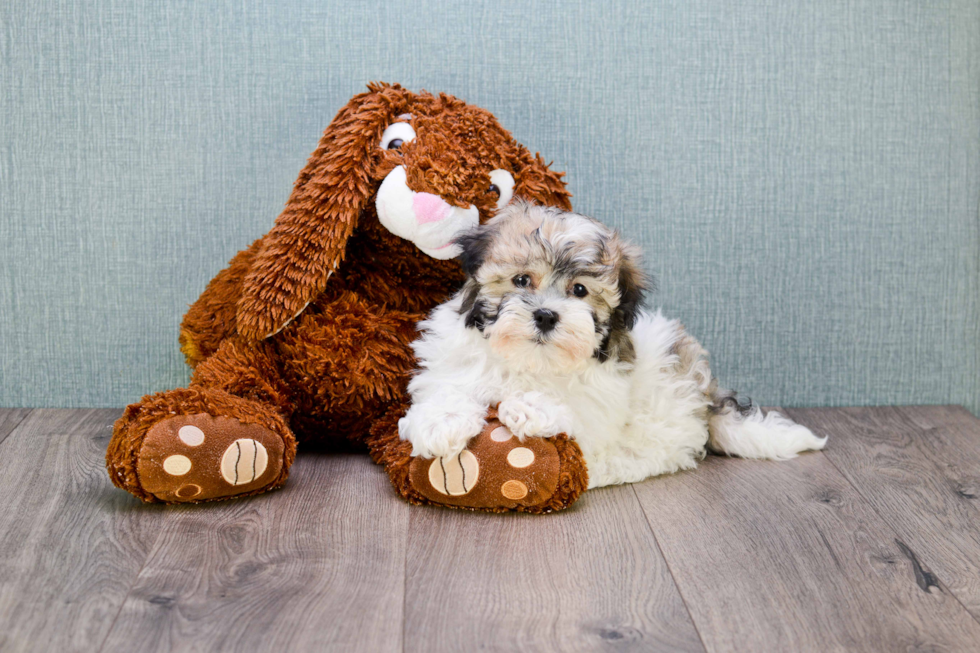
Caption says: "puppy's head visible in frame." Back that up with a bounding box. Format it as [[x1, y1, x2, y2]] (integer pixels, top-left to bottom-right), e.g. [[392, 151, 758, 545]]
[[455, 201, 648, 373]]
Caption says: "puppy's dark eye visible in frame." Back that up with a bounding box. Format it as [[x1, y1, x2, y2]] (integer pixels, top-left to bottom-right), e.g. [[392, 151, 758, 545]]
[[387, 138, 404, 150], [513, 274, 531, 288], [488, 183, 501, 198], [572, 283, 588, 298]]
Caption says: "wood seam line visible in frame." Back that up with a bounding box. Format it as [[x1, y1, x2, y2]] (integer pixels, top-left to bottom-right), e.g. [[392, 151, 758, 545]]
[[0, 409, 34, 448], [785, 407, 980, 630], [630, 483, 709, 653], [97, 508, 175, 653]]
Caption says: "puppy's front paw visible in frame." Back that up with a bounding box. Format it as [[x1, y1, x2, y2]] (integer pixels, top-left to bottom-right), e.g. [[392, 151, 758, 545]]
[[498, 396, 559, 440], [399, 409, 485, 459]]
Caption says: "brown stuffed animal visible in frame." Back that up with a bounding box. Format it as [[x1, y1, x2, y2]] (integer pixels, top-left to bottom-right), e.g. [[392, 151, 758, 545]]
[[107, 83, 589, 512]]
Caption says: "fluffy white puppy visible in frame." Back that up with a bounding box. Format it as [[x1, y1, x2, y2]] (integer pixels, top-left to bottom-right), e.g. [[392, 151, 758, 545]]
[[399, 201, 826, 488]]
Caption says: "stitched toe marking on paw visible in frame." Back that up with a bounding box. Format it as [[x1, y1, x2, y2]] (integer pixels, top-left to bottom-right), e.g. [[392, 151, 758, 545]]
[[490, 426, 513, 442], [220, 439, 269, 486], [507, 447, 535, 468], [428, 450, 479, 496], [176, 484, 201, 499], [177, 425, 205, 446], [162, 455, 192, 476], [501, 480, 528, 500]]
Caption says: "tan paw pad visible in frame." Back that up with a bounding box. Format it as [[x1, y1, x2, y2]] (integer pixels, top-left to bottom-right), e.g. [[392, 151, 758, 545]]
[[176, 484, 202, 499], [178, 425, 205, 446], [490, 426, 513, 442], [220, 439, 269, 486], [428, 450, 479, 496], [501, 479, 528, 500], [162, 455, 192, 476], [506, 447, 535, 468]]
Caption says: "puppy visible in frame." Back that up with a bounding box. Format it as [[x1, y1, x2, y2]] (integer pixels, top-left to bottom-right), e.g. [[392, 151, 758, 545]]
[[399, 201, 826, 488]]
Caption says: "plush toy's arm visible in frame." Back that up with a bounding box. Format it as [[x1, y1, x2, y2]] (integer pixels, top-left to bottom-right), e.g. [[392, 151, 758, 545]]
[[179, 239, 262, 368]]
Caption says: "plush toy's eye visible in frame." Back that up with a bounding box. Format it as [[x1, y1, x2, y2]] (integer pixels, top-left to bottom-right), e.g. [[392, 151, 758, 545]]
[[572, 283, 588, 298], [380, 122, 416, 151], [488, 169, 515, 209], [513, 274, 531, 288]]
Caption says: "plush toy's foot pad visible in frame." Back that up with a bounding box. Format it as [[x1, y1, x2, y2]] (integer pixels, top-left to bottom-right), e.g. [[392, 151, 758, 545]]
[[136, 414, 286, 502], [408, 420, 563, 511]]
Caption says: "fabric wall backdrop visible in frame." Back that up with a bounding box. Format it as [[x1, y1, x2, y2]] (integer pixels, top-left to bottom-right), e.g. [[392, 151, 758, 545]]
[[2, 0, 978, 412]]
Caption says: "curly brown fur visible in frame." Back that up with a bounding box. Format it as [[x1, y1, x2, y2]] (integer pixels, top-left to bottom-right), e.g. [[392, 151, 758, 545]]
[[179, 239, 262, 368], [108, 82, 572, 504], [189, 336, 295, 416]]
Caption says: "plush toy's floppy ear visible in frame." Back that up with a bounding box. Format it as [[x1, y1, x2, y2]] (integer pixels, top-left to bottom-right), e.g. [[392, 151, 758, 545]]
[[513, 147, 573, 211], [236, 83, 409, 340]]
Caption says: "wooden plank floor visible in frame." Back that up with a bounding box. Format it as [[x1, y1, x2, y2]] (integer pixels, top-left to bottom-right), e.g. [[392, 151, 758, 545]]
[[1, 407, 979, 652]]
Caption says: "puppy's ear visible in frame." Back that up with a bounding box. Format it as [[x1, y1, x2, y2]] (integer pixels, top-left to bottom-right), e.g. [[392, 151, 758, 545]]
[[513, 146, 572, 211], [457, 279, 489, 331], [613, 242, 648, 331], [595, 239, 648, 364], [236, 83, 410, 339], [454, 226, 495, 277]]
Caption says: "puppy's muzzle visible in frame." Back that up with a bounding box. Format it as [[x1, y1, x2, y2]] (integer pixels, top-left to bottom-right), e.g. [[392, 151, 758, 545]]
[[533, 308, 559, 334]]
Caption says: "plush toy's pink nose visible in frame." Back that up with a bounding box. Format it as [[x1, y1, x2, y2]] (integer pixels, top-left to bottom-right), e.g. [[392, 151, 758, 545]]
[[413, 192, 452, 224]]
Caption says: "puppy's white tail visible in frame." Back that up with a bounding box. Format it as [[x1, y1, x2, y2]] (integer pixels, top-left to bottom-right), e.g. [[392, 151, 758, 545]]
[[707, 395, 827, 460]]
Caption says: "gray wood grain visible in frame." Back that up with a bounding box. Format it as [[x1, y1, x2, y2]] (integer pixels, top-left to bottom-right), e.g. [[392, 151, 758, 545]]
[[6, 406, 980, 652], [403, 484, 704, 653], [786, 406, 980, 621], [99, 453, 409, 653], [633, 437, 980, 651], [0, 409, 165, 653], [0, 408, 31, 445]]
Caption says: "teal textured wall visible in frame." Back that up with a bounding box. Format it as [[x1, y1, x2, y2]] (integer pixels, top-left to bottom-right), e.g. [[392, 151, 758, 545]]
[[1, 0, 978, 411]]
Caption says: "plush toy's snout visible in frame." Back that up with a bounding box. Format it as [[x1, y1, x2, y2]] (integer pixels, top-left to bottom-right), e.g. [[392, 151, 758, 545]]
[[413, 192, 455, 225], [374, 108, 518, 260], [376, 165, 480, 259]]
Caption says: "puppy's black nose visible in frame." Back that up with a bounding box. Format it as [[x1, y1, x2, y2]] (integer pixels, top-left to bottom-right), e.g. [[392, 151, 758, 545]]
[[533, 308, 559, 333]]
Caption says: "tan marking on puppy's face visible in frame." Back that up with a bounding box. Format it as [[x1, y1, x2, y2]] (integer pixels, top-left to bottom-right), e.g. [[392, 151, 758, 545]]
[[456, 201, 648, 371]]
